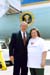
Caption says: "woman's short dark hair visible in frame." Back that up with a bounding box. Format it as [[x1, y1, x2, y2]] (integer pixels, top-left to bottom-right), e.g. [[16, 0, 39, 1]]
[[37, 30, 40, 37], [30, 28, 40, 38]]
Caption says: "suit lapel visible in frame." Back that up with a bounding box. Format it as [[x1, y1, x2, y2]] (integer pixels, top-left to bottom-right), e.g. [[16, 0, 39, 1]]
[[18, 31, 22, 39], [18, 31, 24, 44]]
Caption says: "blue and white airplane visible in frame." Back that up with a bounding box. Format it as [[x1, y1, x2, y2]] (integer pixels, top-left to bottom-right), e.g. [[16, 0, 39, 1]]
[[0, 0, 50, 39]]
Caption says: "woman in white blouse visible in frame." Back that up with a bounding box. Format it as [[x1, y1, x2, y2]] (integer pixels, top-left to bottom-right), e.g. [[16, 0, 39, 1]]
[[27, 28, 47, 75]]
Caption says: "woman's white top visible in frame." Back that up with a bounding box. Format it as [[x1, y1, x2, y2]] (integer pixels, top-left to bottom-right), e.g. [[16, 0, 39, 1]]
[[27, 37, 47, 68]]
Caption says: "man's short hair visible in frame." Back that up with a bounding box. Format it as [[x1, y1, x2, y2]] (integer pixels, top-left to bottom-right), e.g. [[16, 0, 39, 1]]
[[21, 21, 27, 26]]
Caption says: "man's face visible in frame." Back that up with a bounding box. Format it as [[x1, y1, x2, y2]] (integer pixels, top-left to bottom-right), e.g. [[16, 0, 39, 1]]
[[21, 23, 27, 32]]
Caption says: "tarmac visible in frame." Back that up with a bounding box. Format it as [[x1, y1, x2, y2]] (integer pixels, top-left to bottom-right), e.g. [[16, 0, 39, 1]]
[[0, 51, 50, 75]]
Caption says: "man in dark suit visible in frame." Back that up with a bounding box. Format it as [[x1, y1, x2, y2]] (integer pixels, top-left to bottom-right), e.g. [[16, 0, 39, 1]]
[[9, 21, 29, 75]]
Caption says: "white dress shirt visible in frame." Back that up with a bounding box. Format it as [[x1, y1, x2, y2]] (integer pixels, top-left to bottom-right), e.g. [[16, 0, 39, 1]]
[[21, 31, 27, 39]]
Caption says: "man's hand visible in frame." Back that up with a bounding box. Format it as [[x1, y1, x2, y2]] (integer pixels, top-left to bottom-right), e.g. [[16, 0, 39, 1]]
[[10, 56, 14, 64]]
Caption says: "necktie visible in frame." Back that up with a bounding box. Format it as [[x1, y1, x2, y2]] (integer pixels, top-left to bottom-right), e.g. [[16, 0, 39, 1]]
[[23, 32, 27, 45], [23, 32, 25, 39]]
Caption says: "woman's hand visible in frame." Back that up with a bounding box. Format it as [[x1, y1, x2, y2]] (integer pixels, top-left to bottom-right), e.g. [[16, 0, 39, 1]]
[[41, 61, 46, 68], [41, 51, 47, 68]]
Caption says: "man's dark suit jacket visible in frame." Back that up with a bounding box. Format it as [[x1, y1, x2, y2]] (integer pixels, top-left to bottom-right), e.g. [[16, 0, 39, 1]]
[[9, 31, 29, 64]]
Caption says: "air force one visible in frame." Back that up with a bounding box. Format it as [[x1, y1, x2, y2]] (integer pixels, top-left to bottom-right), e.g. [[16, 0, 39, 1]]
[[0, 1, 50, 39]]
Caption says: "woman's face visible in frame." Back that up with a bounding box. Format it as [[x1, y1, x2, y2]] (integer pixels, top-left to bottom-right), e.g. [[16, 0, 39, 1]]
[[31, 30, 38, 38]]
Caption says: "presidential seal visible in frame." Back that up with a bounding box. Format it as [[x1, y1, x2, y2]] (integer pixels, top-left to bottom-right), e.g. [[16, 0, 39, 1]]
[[20, 12, 34, 26]]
